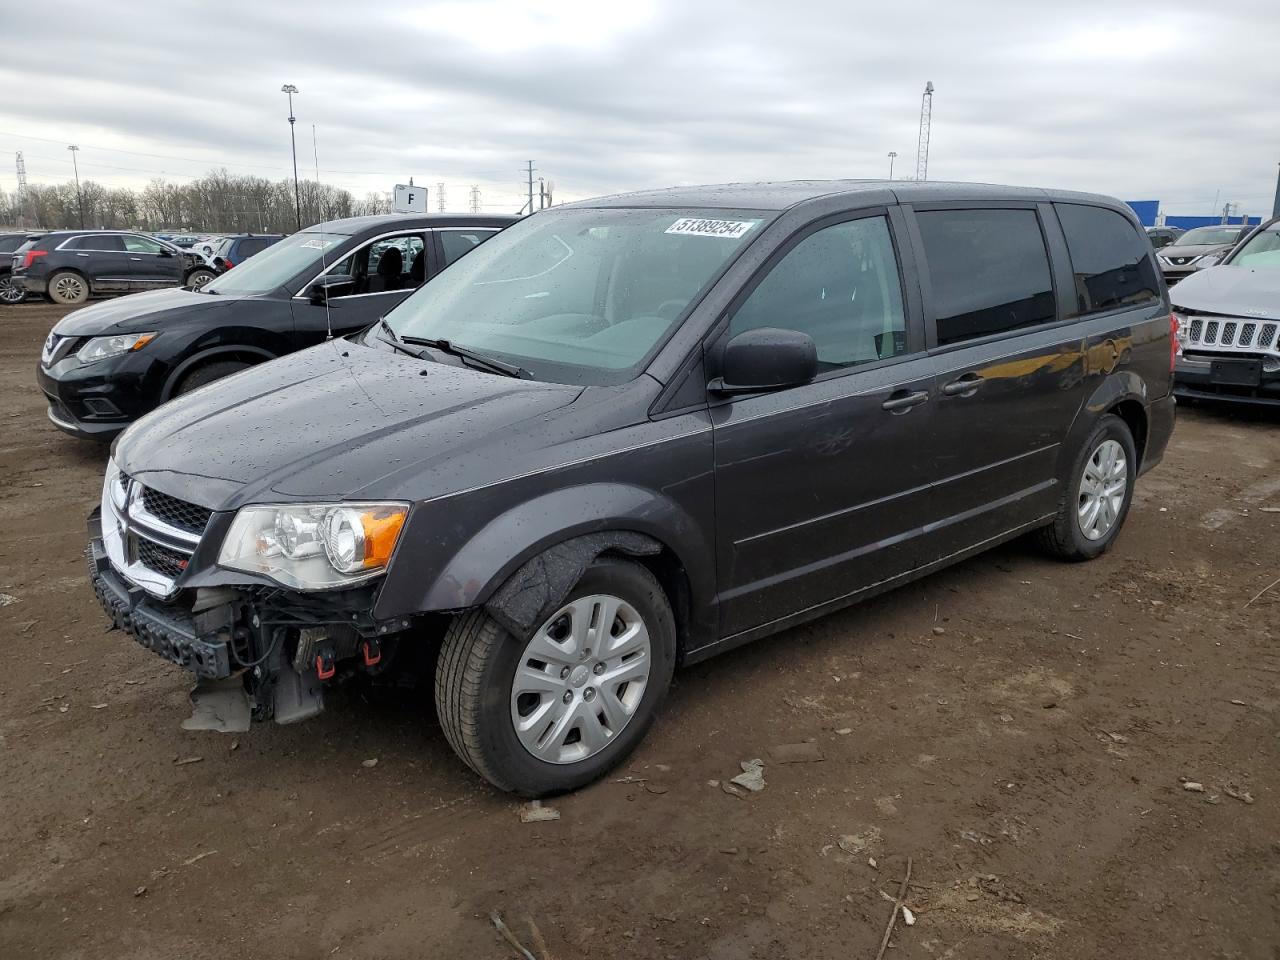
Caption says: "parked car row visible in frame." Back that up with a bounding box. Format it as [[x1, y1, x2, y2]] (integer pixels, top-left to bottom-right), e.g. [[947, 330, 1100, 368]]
[[37, 214, 513, 437], [1155, 224, 1252, 285], [69, 180, 1178, 796]]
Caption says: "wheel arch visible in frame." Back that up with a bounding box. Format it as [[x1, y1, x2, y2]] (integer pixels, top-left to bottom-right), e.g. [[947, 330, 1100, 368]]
[[378, 482, 715, 659], [160, 344, 276, 400], [1061, 371, 1151, 475]]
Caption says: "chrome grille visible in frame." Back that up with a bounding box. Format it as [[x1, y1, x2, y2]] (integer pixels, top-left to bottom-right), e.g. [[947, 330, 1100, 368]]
[[1183, 314, 1280, 357], [101, 468, 206, 598], [141, 487, 212, 534]]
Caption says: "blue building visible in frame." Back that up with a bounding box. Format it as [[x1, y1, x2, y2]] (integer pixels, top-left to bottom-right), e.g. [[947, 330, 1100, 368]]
[[1125, 200, 1261, 230]]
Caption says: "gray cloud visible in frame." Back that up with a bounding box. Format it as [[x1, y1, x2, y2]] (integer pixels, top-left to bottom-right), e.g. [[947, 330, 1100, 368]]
[[1, 0, 1277, 216]]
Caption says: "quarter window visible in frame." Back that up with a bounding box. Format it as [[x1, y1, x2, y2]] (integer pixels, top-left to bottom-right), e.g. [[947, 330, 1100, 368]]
[[916, 209, 1055, 345], [1056, 204, 1160, 315], [730, 217, 908, 371], [440, 229, 498, 267]]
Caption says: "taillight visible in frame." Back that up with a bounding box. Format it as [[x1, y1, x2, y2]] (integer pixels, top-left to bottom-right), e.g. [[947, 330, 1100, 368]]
[[1169, 313, 1180, 372], [222, 257, 234, 269], [22, 249, 47, 269]]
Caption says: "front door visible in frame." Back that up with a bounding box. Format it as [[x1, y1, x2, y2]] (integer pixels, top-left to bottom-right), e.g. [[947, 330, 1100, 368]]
[[711, 211, 937, 639], [292, 231, 429, 345], [122, 234, 183, 290]]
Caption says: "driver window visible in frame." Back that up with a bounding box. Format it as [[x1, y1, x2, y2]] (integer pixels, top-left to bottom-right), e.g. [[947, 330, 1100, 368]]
[[318, 233, 425, 298], [730, 217, 908, 371]]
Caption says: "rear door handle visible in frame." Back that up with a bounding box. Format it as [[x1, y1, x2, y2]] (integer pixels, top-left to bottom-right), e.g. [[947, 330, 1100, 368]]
[[130, 256, 143, 261], [76, 253, 90, 258], [941, 374, 984, 397], [881, 389, 929, 413]]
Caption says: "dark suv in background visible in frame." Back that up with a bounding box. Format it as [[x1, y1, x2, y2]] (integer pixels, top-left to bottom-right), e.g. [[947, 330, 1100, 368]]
[[207, 234, 284, 272], [0, 232, 39, 303], [12, 231, 215, 304], [37, 213, 514, 438], [87, 181, 1175, 796]]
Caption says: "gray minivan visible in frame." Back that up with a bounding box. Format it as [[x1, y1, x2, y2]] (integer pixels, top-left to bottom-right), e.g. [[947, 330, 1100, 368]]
[[90, 180, 1176, 795]]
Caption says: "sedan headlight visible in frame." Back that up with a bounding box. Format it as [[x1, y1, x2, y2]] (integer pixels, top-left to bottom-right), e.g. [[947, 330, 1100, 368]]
[[77, 332, 157, 364], [218, 502, 409, 590]]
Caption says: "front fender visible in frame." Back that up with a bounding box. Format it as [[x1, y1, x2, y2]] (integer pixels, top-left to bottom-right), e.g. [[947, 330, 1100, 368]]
[[160, 344, 277, 400], [374, 482, 715, 623]]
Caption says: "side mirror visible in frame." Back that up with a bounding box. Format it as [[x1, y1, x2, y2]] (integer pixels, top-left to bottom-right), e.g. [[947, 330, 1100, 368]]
[[157, 247, 174, 258], [710, 327, 818, 395], [305, 274, 353, 304]]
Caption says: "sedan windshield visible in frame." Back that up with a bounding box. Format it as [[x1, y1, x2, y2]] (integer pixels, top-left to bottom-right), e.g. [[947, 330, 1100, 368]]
[[1178, 226, 1242, 246], [203, 229, 347, 296], [1229, 226, 1280, 269], [380, 207, 769, 384]]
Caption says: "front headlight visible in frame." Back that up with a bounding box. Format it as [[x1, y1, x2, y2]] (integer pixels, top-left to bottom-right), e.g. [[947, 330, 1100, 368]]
[[218, 502, 409, 590], [77, 332, 157, 364]]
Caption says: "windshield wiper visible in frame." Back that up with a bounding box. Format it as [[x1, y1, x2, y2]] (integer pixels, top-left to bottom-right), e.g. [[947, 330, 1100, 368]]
[[377, 318, 422, 358], [399, 334, 529, 379]]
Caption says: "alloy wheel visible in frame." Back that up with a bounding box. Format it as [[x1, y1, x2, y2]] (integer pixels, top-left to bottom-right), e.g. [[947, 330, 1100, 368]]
[[1078, 439, 1127, 541], [0, 277, 22, 304], [510, 594, 652, 764], [53, 275, 85, 303]]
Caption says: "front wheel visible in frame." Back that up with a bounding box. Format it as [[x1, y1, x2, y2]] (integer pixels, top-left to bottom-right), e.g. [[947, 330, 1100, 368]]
[[1037, 414, 1137, 561], [435, 557, 676, 796], [48, 271, 89, 305]]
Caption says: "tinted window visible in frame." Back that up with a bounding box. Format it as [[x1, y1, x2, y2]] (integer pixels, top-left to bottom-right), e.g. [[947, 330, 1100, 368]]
[[440, 229, 498, 266], [1056, 204, 1160, 315], [731, 217, 907, 370], [66, 235, 125, 252], [123, 235, 164, 254], [917, 209, 1055, 345], [237, 238, 271, 258], [0, 236, 22, 254]]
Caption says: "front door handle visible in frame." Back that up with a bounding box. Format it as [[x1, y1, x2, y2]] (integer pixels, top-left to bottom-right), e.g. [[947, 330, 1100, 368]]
[[881, 389, 929, 413], [130, 256, 143, 261], [941, 374, 985, 397]]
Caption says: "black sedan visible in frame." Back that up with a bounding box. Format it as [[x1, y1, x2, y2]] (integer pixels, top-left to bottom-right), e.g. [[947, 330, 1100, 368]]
[[36, 213, 516, 439]]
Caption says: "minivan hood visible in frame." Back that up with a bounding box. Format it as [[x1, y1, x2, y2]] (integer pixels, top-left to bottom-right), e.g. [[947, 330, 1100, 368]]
[[1171, 265, 1280, 321], [115, 338, 583, 505], [52, 287, 235, 336]]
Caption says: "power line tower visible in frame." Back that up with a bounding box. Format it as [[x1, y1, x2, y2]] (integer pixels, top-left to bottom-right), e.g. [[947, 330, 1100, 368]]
[[915, 81, 934, 182], [525, 160, 536, 215], [436, 182, 446, 212], [14, 151, 29, 225], [469, 185, 481, 213]]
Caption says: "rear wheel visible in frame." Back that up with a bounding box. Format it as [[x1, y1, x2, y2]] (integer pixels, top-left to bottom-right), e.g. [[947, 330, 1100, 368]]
[[48, 271, 88, 305], [0, 274, 23, 304], [174, 359, 251, 396], [435, 557, 676, 796], [186, 269, 217, 289], [1037, 414, 1137, 561]]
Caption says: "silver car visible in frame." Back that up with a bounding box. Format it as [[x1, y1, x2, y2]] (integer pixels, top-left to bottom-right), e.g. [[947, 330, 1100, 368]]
[[1158, 224, 1250, 284]]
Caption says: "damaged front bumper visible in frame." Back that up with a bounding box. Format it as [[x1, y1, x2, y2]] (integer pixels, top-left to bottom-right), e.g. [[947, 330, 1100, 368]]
[[88, 509, 411, 725]]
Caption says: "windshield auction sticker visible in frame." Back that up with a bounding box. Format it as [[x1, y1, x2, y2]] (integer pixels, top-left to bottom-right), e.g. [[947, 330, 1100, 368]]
[[665, 218, 757, 239]]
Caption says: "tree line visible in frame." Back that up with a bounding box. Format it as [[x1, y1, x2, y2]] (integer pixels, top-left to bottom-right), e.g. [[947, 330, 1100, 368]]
[[0, 168, 394, 234]]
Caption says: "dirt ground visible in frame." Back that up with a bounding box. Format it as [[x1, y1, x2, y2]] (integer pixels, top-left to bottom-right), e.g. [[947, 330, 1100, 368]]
[[1, 299, 1278, 960]]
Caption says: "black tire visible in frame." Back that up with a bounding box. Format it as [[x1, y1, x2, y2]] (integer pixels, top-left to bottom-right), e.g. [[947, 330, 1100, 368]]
[[186, 269, 217, 289], [48, 271, 89, 305], [435, 557, 676, 796], [1036, 414, 1137, 561], [0, 274, 23, 304], [174, 359, 251, 395]]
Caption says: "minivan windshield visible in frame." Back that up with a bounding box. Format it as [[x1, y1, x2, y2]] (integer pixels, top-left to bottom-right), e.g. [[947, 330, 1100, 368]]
[[1228, 226, 1280, 269], [202, 229, 347, 296], [380, 207, 769, 385], [1178, 226, 1242, 246]]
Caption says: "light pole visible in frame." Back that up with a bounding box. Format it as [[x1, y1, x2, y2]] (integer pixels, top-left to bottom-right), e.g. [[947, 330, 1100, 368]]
[[67, 144, 84, 227], [281, 84, 301, 231], [887, 151, 897, 180]]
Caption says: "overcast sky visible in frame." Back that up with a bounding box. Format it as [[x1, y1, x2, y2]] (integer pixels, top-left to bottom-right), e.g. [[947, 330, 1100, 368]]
[[1, 0, 1277, 217]]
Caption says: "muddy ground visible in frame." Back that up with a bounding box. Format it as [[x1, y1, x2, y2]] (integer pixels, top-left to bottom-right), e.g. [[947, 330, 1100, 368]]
[[1, 299, 1277, 960]]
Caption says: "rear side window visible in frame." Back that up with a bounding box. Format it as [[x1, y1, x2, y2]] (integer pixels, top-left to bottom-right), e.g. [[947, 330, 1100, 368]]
[[916, 209, 1055, 345], [237, 238, 271, 257], [439, 229, 498, 266], [65, 235, 125, 252], [1056, 204, 1159, 315]]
